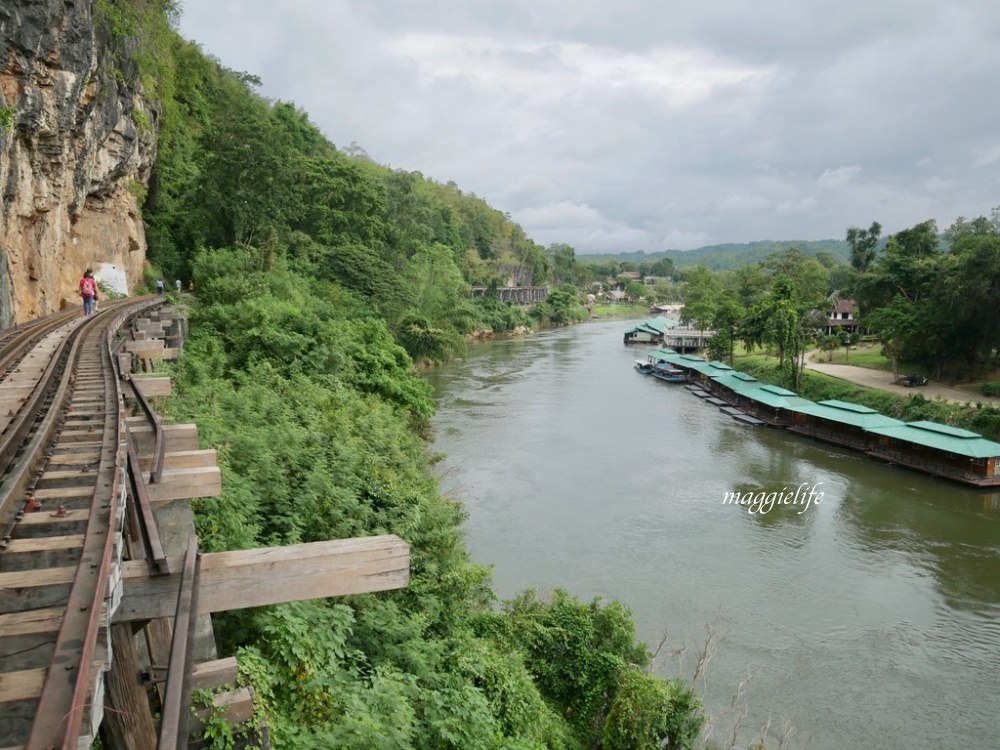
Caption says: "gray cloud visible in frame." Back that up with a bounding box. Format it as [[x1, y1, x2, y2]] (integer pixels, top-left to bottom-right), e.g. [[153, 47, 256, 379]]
[[179, 1, 1000, 252]]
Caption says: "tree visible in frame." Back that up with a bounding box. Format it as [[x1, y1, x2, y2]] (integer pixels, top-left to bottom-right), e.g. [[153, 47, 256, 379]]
[[846, 221, 882, 274], [548, 243, 577, 285], [708, 294, 743, 365], [680, 266, 721, 334], [865, 296, 920, 382], [841, 330, 861, 362], [624, 281, 648, 300], [836, 330, 851, 361]]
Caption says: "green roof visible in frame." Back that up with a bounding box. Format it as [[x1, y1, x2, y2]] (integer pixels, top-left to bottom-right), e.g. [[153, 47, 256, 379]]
[[645, 348, 679, 363], [682, 360, 734, 376], [710, 372, 760, 392], [737, 385, 812, 409], [864, 421, 1000, 458], [677, 354, 707, 363], [788, 400, 904, 429], [625, 316, 673, 336]]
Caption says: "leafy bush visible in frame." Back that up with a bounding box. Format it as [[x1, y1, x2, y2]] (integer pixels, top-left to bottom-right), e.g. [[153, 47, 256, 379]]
[[981, 381, 1000, 397]]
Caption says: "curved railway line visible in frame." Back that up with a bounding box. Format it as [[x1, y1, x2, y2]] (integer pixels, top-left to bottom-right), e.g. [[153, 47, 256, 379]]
[[0, 297, 411, 749], [0, 298, 171, 749]]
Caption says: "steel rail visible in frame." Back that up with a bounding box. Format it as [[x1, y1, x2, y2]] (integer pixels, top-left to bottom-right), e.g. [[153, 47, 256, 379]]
[[157, 535, 201, 750], [125, 373, 167, 484], [0, 308, 81, 376], [126, 428, 169, 573]]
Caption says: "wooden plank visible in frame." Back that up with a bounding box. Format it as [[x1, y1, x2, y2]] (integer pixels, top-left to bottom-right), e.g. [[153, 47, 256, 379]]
[[191, 657, 239, 692], [0, 607, 62, 637], [17, 509, 89, 527], [0, 565, 75, 612], [139, 450, 217, 473], [126, 422, 200, 453], [0, 667, 45, 703], [123, 340, 165, 355], [133, 377, 172, 398], [190, 687, 254, 733], [31, 485, 92, 500], [4, 534, 84, 554], [116, 535, 409, 622], [148, 467, 222, 507]]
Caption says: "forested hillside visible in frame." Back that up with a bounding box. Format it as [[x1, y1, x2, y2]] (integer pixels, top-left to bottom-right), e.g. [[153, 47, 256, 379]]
[[97, 4, 705, 748], [580, 239, 855, 271], [143, 30, 590, 364]]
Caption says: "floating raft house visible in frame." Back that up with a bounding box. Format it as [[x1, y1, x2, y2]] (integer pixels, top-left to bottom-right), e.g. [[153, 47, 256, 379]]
[[641, 347, 1000, 486]]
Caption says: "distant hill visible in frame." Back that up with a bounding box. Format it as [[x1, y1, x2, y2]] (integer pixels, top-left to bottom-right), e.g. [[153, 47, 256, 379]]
[[581, 240, 851, 270]]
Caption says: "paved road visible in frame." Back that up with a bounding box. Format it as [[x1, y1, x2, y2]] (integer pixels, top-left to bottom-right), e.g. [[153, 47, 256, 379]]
[[803, 352, 1000, 405]]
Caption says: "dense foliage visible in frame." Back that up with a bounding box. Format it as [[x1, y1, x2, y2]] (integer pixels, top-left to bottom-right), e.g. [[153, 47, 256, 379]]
[[139, 34, 585, 361]]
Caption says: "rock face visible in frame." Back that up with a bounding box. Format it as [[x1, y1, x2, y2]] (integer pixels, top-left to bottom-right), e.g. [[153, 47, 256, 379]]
[[0, 0, 155, 326]]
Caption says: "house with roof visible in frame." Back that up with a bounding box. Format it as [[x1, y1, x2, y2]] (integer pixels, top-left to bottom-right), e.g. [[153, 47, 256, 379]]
[[823, 296, 860, 335], [785, 400, 904, 451], [707, 371, 762, 399], [623, 316, 674, 344], [864, 421, 1000, 485], [728, 384, 813, 425]]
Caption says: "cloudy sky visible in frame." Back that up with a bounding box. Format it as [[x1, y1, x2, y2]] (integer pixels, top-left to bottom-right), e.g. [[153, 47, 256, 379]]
[[178, 1, 1000, 253]]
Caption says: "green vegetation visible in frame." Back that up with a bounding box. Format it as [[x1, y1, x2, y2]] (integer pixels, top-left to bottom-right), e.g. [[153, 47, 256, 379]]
[[0, 105, 15, 134], [852, 213, 1000, 382], [580, 239, 853, 271]]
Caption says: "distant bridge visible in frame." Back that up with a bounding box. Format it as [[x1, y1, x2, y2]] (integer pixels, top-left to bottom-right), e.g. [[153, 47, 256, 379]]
[[470, 286, 550, 305]]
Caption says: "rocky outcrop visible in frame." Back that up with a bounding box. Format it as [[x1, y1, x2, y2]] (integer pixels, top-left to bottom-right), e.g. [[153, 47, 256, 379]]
[[0, 0, 155, 326]]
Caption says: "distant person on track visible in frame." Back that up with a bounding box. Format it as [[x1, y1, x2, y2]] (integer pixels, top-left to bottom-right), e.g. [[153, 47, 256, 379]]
[[175, 278, 182, 293], [79, 270, 97, 315], [156, 278, 164, 295]]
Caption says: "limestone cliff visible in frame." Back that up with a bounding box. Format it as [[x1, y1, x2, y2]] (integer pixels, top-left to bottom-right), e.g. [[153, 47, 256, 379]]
[[0, 0, 155, 326]]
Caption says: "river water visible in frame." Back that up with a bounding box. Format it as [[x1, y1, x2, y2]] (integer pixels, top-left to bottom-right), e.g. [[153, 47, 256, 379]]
[[424, 318, 1000, 750]]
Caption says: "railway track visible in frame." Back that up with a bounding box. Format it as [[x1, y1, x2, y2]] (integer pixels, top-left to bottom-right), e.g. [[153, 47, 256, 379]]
[[0, 298, 165, 749], [0, 297, 410, 750]]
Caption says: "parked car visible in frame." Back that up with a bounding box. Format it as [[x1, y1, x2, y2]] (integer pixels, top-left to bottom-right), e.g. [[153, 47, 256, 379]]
[[901, 374, 928, 387]]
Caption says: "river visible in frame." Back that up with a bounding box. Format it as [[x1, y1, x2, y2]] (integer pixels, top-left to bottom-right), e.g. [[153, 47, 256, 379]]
[[424, 318, 1000, 750]]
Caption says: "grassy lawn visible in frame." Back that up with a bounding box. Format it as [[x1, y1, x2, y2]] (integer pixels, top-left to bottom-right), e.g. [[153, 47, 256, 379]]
[[809, 344, 894, 370]]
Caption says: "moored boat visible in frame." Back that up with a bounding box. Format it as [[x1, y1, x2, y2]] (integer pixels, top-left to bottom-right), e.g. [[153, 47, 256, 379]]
[[651, 364, 687, 383], [634, 360, 655, 374]]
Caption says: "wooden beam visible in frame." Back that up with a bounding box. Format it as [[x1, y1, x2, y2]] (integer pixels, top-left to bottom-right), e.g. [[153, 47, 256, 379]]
[[191, 657, 239, 692], [124, 340, 164, 355], [133, 377, 172, 398], [148, 466, 222, 508], [189, 687, 254, 733], [0, 667, 45, 703], [0, 607, 62, 637], [126, 422, 200, 452], [138, 449, 217, 473], [115, 535, 409, 622]]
